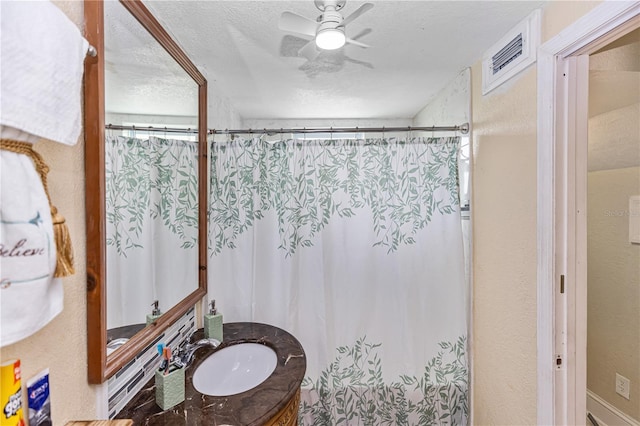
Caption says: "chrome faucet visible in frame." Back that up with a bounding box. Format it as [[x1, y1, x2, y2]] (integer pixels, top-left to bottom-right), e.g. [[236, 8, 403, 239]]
[[174, 336, 220, 367]]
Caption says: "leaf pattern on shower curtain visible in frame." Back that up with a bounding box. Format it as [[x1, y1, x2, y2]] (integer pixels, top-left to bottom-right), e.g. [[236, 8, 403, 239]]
[[298, 335, 468, 425], [149, 138, 199, 249], [105, 136, 198, 256], [209, 137, 460, 256]]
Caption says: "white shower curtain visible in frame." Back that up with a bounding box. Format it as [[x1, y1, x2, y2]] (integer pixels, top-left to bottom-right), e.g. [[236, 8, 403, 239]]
[[208, 136, 468, 424], [105, 135, 198, 329]]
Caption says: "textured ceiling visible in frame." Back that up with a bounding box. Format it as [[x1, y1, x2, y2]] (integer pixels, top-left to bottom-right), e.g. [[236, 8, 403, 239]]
[[104, 0, 199, 117], [110, 0, 547, 120]]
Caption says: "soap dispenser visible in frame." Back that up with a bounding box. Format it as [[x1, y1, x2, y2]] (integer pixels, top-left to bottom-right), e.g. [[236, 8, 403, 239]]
[[204, 300, 223, 341], [146, 300, 162, 325]]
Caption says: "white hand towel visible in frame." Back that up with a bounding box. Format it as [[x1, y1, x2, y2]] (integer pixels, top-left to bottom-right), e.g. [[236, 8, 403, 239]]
[[0, 0, 89, 146]]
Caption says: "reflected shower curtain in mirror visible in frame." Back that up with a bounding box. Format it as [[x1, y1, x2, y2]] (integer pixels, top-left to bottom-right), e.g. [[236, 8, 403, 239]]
[[105, 135, 198, 329], [208, 136, 468, 425]]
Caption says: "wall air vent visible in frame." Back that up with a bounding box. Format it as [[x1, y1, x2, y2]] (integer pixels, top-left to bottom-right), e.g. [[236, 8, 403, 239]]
[[482, 9, 540, 95], [492, 33, 523, 75]]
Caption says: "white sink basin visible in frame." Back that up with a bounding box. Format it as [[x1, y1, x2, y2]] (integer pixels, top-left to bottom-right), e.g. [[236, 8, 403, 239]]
[[192, 343, 277, 396]]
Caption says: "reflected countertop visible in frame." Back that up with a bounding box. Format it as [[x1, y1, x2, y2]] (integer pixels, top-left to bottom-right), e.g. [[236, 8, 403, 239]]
[[107, 323, 146, 344], [115, 322, 306, 425]]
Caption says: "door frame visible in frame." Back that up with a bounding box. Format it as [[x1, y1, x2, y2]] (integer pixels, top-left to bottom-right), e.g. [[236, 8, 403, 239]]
[[537, 2, 640, 425]]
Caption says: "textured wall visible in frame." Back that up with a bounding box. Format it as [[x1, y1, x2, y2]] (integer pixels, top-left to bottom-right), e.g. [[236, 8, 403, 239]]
[[209, 89, 243, 130], [0, 2, 99, 424], [471, 62, 538, 426], [471, 1, 602, 424], [413, 68, 470, 132], [587, 167, 640, 421], [241, 117, 411, 130]]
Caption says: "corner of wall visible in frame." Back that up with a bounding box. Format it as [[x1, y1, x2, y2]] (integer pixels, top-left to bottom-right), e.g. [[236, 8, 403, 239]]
[[412, 68, 470, 129]]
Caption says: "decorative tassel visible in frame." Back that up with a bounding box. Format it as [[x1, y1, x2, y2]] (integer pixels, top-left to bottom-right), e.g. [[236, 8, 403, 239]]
[[51, 206, 75, 277], [0, 139, 75, 277]]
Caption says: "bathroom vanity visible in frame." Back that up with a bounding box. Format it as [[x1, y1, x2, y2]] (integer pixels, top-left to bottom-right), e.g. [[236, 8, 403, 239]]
[[115, 322, 306, 425]]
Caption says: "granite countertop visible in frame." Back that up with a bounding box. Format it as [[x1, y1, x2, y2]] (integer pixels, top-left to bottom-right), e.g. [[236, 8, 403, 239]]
[[115, 322, 306, 425]]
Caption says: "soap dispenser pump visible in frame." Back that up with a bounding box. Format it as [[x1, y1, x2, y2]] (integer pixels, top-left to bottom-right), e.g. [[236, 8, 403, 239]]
[[146, 300, 162, 325], [204, 300, 223, 341]]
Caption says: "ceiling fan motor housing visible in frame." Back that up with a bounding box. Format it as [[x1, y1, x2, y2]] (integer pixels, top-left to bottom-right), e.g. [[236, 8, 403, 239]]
[[317, 10, 343, 29], [314, 0, 346, 12]]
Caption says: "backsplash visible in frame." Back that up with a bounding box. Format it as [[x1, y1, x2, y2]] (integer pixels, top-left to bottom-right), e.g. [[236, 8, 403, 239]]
[[107, 307, 196, 418]]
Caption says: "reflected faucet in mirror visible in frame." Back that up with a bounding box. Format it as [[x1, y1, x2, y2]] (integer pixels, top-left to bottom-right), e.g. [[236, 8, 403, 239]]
[[106, 338, 129, 355]]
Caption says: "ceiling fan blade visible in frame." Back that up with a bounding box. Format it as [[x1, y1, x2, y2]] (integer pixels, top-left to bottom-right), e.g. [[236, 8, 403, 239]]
[[298, 39, 320, 61], [351, 28, 372, 41], [339, 3, 374, 28], [278, 12, 318, 37], [344, 56, 374, 69], [345, 38, 369, 48]]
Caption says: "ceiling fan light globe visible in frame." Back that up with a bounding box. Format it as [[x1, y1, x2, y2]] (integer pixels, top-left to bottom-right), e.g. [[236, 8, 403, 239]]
[[316, 27, 346, 50]]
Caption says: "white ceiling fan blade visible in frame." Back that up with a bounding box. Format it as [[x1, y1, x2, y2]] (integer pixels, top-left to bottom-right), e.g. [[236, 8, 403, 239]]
[[339, 3, 373, 28], [351, 28, 372, 41], [298, 39, 320, 61], [345, 38, 369, 48], [278, 12, 318, 37]]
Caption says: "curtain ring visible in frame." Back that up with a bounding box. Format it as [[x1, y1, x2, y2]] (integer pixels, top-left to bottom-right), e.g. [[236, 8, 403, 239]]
[[382, 126, 386, 141], [330, 126, 333, 141]]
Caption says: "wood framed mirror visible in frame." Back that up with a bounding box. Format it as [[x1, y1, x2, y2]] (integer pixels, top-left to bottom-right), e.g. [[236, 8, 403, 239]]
[[84, 0, 207, 384]]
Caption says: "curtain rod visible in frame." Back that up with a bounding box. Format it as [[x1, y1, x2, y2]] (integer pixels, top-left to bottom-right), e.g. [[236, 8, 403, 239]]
[[212, 123, 469, 135], [106, 124, 199, 134], [105, 123, 470, 136]]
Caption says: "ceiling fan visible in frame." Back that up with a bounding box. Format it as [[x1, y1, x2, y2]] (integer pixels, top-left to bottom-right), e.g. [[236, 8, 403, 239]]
[[278, 0, 373, 61]]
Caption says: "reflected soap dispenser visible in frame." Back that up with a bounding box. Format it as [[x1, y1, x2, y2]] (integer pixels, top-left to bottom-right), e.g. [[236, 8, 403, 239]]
[[204, 300, 223, 341], [146, 300, 162, 325]]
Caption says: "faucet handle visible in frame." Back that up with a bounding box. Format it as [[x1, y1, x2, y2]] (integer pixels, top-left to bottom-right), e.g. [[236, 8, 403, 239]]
[[185, 329, 198, 343], [170, 354, 185, 369], [173, 344, 191, 366]]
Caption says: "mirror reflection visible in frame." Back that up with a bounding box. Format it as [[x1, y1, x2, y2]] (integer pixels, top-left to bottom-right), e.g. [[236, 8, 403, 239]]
[[103, 0, 199, 350]]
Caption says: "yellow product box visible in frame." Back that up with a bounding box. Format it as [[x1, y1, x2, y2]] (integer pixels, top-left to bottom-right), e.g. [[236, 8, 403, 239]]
[[1, 359, 24, 426]]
